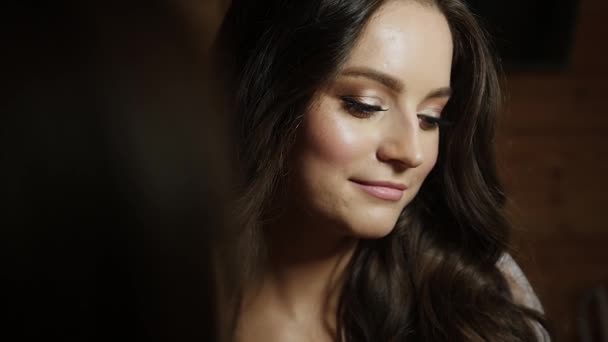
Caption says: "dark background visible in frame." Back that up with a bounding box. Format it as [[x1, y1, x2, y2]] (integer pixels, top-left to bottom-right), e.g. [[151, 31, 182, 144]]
[[490, 0, 608, 340], [467, 0, 608, 340]]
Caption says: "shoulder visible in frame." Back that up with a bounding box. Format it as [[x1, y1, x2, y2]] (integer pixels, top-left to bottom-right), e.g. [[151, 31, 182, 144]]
[[496, 253, 551, 341]]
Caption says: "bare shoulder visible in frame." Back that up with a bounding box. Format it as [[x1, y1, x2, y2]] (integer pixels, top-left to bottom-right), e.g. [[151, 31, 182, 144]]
[[497, 253, 552, 341]]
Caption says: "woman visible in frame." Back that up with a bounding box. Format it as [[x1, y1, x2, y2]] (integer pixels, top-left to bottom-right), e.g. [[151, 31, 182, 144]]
[[215, 0, 549, 340]]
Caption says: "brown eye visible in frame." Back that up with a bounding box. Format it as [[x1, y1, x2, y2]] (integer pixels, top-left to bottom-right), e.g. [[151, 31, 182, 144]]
[[417, 114, 451, 130], [341, 96, 388, 118]]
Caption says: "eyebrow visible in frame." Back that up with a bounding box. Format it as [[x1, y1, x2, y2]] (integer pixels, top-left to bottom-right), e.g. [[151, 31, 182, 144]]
[[340, 66, 452, 100], [341, 67, 405, 92], [425, 87, 452, 100]]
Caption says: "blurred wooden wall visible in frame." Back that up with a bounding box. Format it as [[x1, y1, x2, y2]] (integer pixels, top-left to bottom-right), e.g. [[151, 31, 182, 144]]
[[499, 0, 608, 340]]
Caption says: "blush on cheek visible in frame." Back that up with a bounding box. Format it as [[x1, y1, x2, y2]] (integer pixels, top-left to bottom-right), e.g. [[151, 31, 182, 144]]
[[425, 139, 439, 172], [300, 100, 365, 165]]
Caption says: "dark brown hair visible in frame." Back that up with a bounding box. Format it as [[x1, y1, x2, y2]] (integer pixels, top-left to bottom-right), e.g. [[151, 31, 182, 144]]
[[215, 0, 549, 340]]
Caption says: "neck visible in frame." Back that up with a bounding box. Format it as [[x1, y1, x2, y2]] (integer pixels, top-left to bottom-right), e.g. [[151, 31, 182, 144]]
[[243, 214, 358, 332]]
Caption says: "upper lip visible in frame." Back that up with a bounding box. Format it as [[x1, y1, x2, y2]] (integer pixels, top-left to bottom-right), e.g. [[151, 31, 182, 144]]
[[350, 179, 408, 190]]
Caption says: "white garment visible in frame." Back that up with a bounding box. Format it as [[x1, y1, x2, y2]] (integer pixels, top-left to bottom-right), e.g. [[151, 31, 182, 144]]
[[497, 253, 551, 341]]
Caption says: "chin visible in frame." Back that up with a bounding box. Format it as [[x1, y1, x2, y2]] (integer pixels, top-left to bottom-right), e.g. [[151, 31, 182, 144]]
[[345, 212, 401, 239]]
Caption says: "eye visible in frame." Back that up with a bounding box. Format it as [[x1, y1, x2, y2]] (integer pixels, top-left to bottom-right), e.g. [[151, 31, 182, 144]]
[[340, 96, 388, 118], [417, 114, 452, 130]]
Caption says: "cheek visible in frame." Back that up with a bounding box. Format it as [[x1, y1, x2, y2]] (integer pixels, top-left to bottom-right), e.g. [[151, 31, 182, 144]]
[[298, 101, 370, 167], [419, 136, 440, 179], [427, 138, 439, 169]]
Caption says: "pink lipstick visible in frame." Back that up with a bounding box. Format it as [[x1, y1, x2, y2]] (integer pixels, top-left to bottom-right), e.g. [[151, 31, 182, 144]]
[[350, 180, 407, 201]]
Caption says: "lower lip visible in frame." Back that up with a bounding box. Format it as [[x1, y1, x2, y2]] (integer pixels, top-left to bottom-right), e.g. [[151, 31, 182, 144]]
[[352, 182, 404, 201]]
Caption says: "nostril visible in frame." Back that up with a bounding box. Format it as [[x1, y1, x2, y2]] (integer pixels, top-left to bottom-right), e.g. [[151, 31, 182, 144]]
[[377, 150, 423, 171], [377, 142, 424, 169]]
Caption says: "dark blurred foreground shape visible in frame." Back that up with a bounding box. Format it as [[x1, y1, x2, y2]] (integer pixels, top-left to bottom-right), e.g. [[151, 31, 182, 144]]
[[3, 1, 233, 340]]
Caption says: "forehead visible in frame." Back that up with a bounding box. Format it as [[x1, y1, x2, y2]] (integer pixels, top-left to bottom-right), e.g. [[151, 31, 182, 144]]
[[341, 1, 453, 95]]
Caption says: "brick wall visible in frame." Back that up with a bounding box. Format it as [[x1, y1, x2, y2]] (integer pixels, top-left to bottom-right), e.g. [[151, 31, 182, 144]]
[[500, 0, 608, 340]]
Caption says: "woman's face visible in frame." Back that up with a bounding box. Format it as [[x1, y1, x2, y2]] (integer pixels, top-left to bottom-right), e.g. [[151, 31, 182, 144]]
[[290, 1, 453, 238]]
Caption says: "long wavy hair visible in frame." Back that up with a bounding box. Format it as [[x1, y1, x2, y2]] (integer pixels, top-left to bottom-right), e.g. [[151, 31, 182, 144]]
[[214, 0, 548, 340]]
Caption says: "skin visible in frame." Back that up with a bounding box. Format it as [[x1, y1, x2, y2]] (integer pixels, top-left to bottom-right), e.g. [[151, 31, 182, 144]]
[[236, 2, 453, 341], [290, 3, 453, 240]]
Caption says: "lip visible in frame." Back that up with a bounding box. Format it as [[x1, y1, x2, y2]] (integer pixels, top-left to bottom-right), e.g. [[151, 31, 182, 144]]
[[350, 179, 407, 201]]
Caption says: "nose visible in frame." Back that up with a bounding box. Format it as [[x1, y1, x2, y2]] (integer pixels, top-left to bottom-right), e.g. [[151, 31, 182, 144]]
[[376, 112, 424, 169]]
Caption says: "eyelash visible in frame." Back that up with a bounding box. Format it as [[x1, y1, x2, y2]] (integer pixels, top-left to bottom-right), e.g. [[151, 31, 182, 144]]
[[341, 96, 387, 117], [340, 96, 452, 129]]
